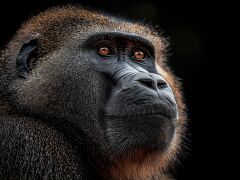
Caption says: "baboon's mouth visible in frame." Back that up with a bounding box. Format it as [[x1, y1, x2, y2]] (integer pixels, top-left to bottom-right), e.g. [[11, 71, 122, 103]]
[[106, 113, 174, 120]]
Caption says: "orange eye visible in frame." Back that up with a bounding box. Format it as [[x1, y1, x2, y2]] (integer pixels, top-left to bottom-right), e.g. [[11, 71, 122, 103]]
[[98, 46, 111, 56], [133, 49, 145, 60]]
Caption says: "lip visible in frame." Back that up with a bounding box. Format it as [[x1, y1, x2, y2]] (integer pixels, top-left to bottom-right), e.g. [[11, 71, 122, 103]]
[[105, 101, 178, 120], [105, 113, 176, 120]]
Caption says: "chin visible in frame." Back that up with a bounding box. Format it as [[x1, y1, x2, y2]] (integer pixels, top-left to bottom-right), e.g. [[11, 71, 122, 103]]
[[101, 114, 179, 180], [104, 113, 176, 159]]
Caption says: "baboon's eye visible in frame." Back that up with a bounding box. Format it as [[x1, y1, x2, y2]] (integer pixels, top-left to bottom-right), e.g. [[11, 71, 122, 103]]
[[131, 48, 146, 61], [97, 46, 112, 56]]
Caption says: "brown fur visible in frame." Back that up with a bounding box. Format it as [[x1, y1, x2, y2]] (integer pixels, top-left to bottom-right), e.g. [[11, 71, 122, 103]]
[[0, 6, 186, 179]]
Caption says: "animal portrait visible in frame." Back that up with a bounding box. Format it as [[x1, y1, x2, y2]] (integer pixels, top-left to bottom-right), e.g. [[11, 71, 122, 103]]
[[0, 5, 186, 179]]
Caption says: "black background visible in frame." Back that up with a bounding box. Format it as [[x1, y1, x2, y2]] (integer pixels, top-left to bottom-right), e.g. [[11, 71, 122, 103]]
[[0, 0, 234, 179]]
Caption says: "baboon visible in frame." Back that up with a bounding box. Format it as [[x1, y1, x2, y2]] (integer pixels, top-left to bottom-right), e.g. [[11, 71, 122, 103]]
[[0, 6, 186, 180]]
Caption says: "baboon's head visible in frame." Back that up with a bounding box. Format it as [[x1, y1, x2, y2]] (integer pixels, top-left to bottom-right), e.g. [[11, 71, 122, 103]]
[[0, 6, 186, 179]]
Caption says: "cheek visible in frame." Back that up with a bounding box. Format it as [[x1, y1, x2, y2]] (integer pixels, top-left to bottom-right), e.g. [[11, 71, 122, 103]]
[[60, 67, 108, 116]]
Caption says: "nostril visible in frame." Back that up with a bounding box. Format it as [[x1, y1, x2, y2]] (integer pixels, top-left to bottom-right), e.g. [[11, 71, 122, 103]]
[[137, 78, 168, 90], [138, 79, 154, 89], [157, 81, 167, 89]]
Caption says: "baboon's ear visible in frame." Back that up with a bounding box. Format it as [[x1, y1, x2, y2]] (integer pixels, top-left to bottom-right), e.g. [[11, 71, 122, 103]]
[[16, 39, 38, 78]]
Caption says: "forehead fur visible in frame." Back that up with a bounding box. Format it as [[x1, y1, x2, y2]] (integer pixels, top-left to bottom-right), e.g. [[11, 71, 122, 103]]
[[8, 5, 166, 63]]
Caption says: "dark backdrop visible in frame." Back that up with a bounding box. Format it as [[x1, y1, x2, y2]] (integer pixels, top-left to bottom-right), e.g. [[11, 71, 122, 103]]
[[0, 0, 231, 179]]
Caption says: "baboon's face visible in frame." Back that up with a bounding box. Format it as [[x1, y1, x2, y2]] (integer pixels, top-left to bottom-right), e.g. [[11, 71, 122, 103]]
[[85, 32, 178, 158]]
